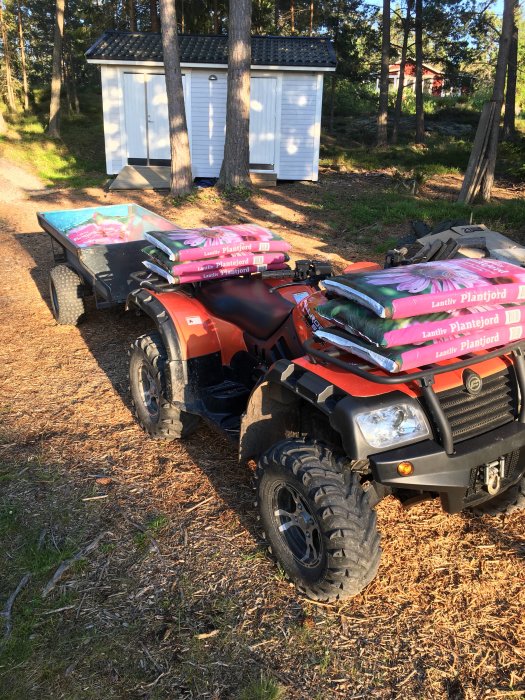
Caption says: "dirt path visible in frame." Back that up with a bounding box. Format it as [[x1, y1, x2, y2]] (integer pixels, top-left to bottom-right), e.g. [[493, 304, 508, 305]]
[[0, 166, 523, 699]]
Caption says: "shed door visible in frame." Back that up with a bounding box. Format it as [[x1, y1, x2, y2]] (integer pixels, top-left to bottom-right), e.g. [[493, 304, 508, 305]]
[[123, 73, 147, 163], [250, 77, 277, 168], [123, 72, 187, 165]]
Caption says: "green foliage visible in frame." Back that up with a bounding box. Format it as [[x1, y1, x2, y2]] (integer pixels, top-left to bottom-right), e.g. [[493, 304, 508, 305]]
[[498, 136, 525, 179], [517, 8, 525, 116], [323, 79, 377, 117]]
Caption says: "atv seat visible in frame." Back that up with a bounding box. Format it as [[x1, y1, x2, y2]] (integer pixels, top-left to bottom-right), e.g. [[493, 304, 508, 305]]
[[196, 277, 294, 340]]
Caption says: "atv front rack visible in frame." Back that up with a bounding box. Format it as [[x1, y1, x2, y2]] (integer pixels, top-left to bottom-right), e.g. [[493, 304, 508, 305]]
[[303, 337, 525, 455]]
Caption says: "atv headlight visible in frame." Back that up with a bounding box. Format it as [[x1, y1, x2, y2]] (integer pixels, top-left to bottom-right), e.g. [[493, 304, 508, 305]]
[[355, 403, 430, 449]]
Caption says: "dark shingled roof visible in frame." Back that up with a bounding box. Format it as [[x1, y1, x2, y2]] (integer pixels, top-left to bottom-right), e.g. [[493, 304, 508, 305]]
[[86, 31, 336, 68]]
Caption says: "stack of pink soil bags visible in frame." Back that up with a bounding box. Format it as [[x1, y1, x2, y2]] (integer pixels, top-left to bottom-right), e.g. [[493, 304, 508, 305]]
[[142, 224, 291, 284], [313, 258, 525, 373]]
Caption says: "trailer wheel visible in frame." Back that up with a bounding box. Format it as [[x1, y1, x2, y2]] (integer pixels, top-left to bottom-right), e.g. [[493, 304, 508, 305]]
[[129, 332, 199, 441], [256, 439, 381, 602], [472, 476, 525, 515], [49, 264, 85, 326]]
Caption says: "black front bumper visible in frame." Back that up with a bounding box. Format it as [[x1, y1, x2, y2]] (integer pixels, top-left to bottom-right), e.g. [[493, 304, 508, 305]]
[[370, 421, 525, 513]]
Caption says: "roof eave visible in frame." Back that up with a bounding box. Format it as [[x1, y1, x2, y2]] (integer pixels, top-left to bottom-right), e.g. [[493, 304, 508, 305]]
[[86, 58, 336, 71]]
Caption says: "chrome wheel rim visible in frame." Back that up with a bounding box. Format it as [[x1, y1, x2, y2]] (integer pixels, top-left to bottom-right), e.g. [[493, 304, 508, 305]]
[[139, 365, 159, 418], [271, 482, 323, 568]]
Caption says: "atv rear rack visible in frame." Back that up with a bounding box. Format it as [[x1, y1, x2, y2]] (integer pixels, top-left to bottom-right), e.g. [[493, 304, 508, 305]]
[[129, 260, 332, 294], [303, 337, 525, 455]]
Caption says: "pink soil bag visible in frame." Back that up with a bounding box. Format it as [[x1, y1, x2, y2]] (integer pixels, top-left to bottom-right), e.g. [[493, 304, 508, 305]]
[[143, 260, 288, 285], [322, 259, 525, 319], [314, 324, 525, 373], [144, 224, 291, 262], [316, 299, 525, 348]]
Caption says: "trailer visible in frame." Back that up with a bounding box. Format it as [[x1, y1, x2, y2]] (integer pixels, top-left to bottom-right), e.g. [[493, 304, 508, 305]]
[[37, 203, 177, 324]]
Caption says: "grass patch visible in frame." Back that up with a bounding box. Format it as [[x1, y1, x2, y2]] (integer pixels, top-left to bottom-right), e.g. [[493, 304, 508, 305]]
[[0, 101, 106, 188], [238, 674, 286, 700], [311, 188, 525, 244], [133, 513, 169, 551], [320, 134, 470, 178], [221, 184, 254, 202]]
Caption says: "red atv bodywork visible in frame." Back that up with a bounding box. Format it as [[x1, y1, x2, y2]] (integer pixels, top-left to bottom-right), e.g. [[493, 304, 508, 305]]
[[128, 267, 525, 515]]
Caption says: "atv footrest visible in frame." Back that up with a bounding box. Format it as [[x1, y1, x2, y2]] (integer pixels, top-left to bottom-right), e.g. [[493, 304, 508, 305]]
[[202, 380, 251, 414]]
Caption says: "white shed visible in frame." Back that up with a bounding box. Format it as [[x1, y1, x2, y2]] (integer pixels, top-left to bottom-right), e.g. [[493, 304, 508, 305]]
[[86, 32, 336, 182]]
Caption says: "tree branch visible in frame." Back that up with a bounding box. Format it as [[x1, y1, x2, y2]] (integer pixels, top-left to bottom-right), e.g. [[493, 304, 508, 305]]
[[1, 574, 31, 643]]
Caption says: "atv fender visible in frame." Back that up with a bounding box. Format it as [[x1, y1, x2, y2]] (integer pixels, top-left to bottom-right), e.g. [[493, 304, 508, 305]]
[[240, 380, 301, 463], [128, 288, 224, 407]]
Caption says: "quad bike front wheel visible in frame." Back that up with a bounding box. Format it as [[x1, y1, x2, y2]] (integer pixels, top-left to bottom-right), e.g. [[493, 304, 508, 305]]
[[128, 332, 199, 440], [49, 264, 85, 326], [256, 439, 381, 602]]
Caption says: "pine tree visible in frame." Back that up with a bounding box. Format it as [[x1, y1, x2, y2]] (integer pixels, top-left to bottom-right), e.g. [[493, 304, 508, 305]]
[[48, 0, 65, 137], [159, 0, 193, 195], [377, 0, 390, 146], [218, 0, 252, 189]]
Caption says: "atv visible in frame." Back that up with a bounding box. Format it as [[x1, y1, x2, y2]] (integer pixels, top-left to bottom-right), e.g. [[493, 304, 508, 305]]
[[126, 258, 525, 602]]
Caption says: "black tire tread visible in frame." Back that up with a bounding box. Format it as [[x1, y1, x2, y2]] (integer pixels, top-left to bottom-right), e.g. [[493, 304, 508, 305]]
[[256, 439, 381, 602], [128, 331, 199, 441], [49, 264, 85, 326]]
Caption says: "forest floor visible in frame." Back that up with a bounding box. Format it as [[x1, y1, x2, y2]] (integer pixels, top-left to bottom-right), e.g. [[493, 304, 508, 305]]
[[0, 156, 524, 700]]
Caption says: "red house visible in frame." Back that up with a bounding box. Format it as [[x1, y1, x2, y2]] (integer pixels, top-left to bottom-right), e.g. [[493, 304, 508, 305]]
[[387, 59, 444, 96]]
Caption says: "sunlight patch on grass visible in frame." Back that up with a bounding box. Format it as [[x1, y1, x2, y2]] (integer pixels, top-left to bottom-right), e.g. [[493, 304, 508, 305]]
[[0, 110, 106, 188], [312, 189, 525, 244]]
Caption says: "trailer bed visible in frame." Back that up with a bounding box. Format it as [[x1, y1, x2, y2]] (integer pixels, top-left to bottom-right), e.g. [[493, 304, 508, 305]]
[[38, 204, 178, 305]]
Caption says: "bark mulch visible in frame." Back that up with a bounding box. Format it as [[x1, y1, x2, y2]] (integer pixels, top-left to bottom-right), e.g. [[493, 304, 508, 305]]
[[0, 173, 523, 699]]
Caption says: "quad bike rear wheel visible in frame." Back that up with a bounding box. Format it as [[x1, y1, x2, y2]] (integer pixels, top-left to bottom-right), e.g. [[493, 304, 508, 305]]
[[128, 331, 199, 440], [256, 439, 381, 602], [49, 264, 85, 326]]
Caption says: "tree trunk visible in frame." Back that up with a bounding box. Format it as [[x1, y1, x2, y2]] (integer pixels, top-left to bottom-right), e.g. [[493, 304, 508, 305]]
[[218, 0, 252, 189], [70, 79, 80, 114], [213, 0, 219, 33], [159, 0, 193, 195], [150, 0, 160, 31], [128, 0, 137, 31], [290, 0, 294, 32], [328, 0, 343, 134], [479, 0, 513, 200], [329, 73, 337, 133], [309, 0, 313, 35], [48, 0, 65, 138], [0, 108, 5, 134], [414, 0, 424, 143], [17, 0, 29, 110], [63, 47, 80, 115], [0, 1, 17, 112], [274, 0, 279, 32], [392, 0, 412, 145], [377, 0, 390, 146], [63, 59, 73, 115], [180, 0, 184, 31], [502, 1, 518, 142]]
